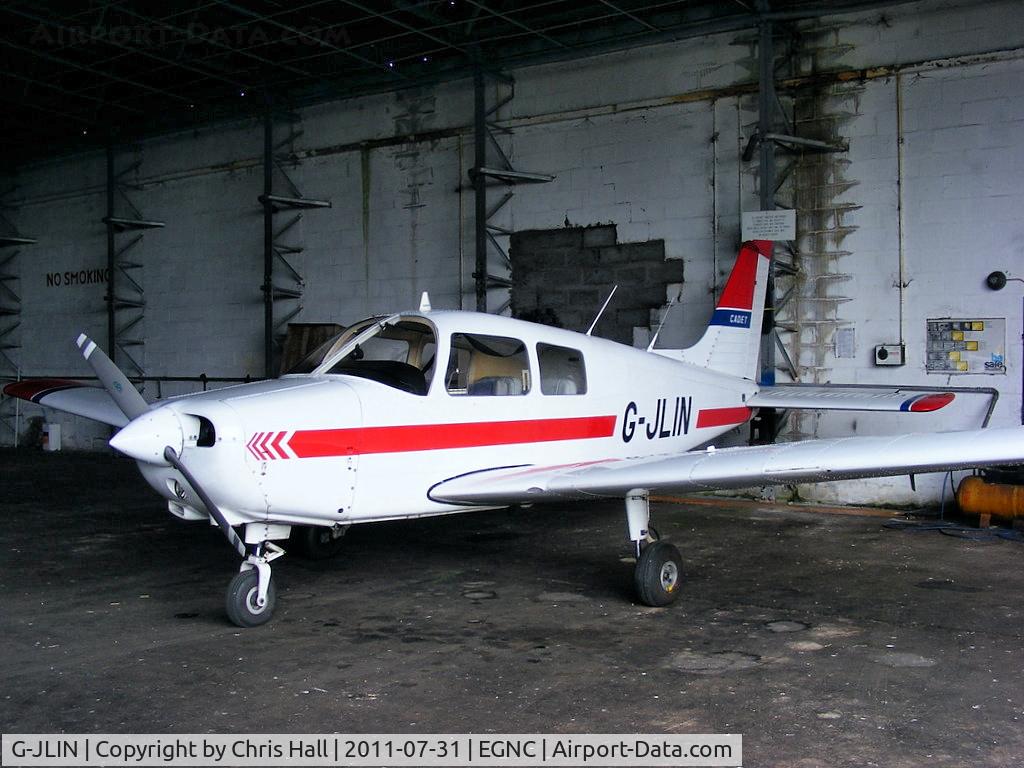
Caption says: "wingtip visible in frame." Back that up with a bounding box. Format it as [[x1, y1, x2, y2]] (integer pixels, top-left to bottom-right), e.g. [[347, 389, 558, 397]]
[[904, 392, 956, 412], [76, 333, 88, 348]]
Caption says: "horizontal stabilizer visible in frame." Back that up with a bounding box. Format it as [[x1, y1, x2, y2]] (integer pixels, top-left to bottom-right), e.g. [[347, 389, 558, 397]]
[[3, 379, 129, 427], [430, 427, 1024, 505], [748, 385, 956, 413]]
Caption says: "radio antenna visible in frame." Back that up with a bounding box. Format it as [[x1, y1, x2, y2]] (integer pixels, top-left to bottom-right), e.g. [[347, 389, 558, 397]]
[[646, 288, 684, 351], [586, 285, 618, 336]]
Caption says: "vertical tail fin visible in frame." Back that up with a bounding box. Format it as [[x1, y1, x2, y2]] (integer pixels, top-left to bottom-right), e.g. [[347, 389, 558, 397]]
[[677, 240, 772, 380]]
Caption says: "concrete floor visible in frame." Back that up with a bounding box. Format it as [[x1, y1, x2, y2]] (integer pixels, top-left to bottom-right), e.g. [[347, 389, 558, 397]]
[[2, 450, 1024, 767]]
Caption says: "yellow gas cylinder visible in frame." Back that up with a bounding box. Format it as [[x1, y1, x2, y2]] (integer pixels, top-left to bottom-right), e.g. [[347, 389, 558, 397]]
[[956, 475, 1024, 520]]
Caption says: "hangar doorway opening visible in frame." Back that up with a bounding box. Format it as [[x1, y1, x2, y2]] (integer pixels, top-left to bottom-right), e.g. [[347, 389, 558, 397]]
[[509, 225, 681, 346]]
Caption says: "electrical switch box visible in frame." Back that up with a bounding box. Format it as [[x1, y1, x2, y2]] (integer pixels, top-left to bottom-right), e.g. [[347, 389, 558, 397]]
[[874, 344, 905, 366]]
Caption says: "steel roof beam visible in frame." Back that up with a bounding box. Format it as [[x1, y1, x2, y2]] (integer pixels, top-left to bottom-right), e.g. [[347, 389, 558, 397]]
[[0, 37, 195, 106], [102, 2, 331, 85], [0, 95, 101, 129], [211, 0, 410, 78], [596, 0, 662, 32], [461, 0, 571, 50], [4, 69, 147, 116], [3, 6, 253, 95], [339, 0, 473, 60]]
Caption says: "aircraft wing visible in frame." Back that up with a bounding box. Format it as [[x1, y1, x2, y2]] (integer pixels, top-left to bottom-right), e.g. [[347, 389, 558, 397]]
[[429, 426, 1024, 505], [2, 379, 129, 428], [748, 384, 957, 412]]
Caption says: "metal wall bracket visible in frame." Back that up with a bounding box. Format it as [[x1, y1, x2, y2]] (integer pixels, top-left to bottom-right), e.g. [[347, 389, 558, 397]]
[[105, 146, 163, 378], [747, 6, 852, 445], [103, 216, 165, 231], [0, 192, 35, 446], [261, 109, 331, 377], [742, 129, 848, 161], [0, 236, 37, 247], [470, 68, 554, 313], [258, 194, 331, 211]]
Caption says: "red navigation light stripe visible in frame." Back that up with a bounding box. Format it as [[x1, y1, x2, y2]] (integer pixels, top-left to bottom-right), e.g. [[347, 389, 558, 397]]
[[3, 378, 86, 402], [286, 415, 617, 459], [902, 392, 956, 412], [696, 406, 752, 428]]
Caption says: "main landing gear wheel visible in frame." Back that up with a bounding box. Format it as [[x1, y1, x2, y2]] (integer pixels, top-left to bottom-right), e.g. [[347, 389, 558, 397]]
[[290, 525, 347, 560], [634, 540, 683, 607], [225, 569, 277, 628]]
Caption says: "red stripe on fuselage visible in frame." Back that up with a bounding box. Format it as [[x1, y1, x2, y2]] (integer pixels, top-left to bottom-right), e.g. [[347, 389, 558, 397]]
[[285, 415, 617, 459], [696, 406, 752, 428]]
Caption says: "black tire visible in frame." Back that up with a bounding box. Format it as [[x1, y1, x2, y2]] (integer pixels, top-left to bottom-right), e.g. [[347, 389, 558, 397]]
[[290, 525, 347, 560], [225, 569, 276, 628], [634, 540, 683, 607]]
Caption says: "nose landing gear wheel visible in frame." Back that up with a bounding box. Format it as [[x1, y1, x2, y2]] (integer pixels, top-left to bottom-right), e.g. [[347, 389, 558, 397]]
[[634, 540, 683, 607], [226, 569, 277, 628]]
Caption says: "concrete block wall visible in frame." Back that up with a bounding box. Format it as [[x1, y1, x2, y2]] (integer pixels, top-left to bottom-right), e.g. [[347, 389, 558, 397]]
[[487, 103, 715, 341], [510, 225, 679, 344], [2, 0, 1022, 508]]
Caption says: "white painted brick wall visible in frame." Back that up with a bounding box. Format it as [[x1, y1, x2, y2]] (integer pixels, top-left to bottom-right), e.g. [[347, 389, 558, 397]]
[[799, 53, 1024, 505]]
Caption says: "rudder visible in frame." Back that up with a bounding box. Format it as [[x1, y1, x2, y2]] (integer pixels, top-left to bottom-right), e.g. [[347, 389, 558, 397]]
[[676, 240, 772, 380]]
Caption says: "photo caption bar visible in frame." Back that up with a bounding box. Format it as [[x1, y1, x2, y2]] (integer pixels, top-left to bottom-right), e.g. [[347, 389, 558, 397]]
[[2, 734, 741, 767]]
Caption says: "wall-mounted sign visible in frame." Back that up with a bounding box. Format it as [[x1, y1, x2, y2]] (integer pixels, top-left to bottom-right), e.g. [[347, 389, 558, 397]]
[[926, 318, 1006, 374], [46, 268, 110, 287], [741, 209, 796, 241], [834, 326, 856, 359]]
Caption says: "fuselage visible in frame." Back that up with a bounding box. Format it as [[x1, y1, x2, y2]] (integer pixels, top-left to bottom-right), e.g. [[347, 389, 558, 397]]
[[135, 311, 758, 529]]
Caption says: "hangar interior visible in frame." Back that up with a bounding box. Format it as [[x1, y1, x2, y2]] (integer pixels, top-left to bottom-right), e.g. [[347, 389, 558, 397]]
[[4, 3, 1024, 765], [0, 1, 1022, 501]]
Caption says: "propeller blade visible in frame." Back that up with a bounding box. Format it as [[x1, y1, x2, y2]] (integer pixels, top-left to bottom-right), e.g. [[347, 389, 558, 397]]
[[76, 334, 149, 421]]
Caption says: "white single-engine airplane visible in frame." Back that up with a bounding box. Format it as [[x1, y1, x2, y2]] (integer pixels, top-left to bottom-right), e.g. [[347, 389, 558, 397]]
[[6, 240, 1024, 627]]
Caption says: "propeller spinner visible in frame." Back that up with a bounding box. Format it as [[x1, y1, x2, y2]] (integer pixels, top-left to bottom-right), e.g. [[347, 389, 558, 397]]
[[108, 406, 198, 465]]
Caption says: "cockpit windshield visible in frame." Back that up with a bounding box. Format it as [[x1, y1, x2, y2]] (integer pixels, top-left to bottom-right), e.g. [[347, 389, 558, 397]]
[[285, 315, 437, 396]]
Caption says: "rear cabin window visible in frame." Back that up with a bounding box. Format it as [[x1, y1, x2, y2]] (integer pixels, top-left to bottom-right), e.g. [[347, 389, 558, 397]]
[[537, 343, 587, 395], [445, 334, 531, 396]]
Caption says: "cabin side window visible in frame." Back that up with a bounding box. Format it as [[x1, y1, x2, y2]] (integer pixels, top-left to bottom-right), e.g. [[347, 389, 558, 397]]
[[445, 333, 531, 396], [537, 343, 587, 396]]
